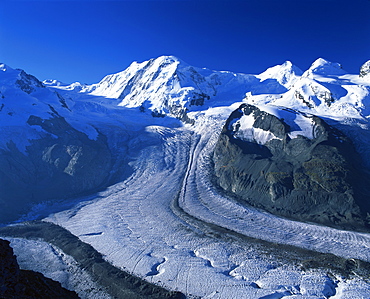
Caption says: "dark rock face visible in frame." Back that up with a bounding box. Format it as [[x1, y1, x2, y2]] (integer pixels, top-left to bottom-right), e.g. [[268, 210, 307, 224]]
[[360, 60, 370, 78], [0, 111, 112, 223], [15, 70, 44, 94], [213, 104, 370, 231], [189, 91, 210, 106], [0, 238, 79, 299]]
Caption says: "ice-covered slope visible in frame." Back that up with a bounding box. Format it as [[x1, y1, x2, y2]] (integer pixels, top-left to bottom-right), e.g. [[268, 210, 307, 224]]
[[255, 60, 303, 92], [251, 58, 370, 119], [52, 56, 370, 125], [60, 56, 274, 121], [0, 63, 100, 151]]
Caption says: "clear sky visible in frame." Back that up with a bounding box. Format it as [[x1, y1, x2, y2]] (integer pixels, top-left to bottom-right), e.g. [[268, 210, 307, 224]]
[[1, 0, 369, 84]]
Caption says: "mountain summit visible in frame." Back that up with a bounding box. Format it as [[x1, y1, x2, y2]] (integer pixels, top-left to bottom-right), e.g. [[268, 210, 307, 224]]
[[76, 55, 257, 120], [303, 58, 347, 77]]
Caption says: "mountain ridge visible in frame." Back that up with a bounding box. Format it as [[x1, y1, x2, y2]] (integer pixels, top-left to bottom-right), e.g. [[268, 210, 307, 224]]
[[43, 56, 370, 121], [1, 56, 370, 225]]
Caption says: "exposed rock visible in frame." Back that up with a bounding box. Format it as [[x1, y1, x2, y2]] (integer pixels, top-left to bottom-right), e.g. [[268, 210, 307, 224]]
[[0, 113, 112, 223], [189, 91, 210, 106], [0, 238, 79, 299], [213, 104, 370, 231], [15, 70, 44, 94], [360, 60, 370, 78]]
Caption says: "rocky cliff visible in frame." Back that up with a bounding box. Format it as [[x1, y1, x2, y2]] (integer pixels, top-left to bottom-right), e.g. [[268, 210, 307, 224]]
[[0, 238, 79, 299], [213, 104, 370, 231], [360, 60, 370, 78], [0, 110, 112, 223]]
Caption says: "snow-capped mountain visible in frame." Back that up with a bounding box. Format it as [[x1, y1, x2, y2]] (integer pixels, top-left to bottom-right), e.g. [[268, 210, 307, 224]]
[[71, 55, 260, 120], [1, 55, 370, 222], [255, 60, 303, 90], [46, 55, 370, 122], [2, 56, 370, 299], [248, 58, 370, 120], [0, 64, 113, 223]]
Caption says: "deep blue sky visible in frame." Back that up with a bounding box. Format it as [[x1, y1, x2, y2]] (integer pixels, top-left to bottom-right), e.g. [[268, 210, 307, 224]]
[[1, 0, 369, 84]]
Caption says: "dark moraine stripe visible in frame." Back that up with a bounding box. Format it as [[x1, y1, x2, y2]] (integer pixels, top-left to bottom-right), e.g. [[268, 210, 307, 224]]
[[0, 221, 185, 299]]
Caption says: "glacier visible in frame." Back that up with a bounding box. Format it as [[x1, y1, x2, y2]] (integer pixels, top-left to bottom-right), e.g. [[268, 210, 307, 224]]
[[1, 56, 370, 298]]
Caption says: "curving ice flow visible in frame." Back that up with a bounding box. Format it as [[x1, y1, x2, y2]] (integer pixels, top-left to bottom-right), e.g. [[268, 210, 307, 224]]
[[179, 112, 370, 262], [45, 109, 370, 298]]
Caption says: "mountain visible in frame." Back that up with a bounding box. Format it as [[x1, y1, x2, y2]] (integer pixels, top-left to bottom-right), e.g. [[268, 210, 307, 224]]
[[0, 64, 113, 223], [1, 57, 370, 226], [213, 103, 370, 231], [43, 56, 370, 123], [62, 55, 261, 122], [1, 56, 370, 298], [255, 60, 303, 91], [212, 58, 370, 231]]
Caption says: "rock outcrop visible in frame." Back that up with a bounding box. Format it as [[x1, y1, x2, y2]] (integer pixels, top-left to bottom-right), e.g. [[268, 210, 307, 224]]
[[213, 104, 370, 231], [360, 60, 370, 78], [15, 70, 45, 94], [0, 112, 112, 223], [0, 238, 79, 299]]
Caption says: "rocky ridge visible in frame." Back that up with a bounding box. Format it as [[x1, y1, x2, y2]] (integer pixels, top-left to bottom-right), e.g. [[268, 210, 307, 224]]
[[360, 60, 370, 78]]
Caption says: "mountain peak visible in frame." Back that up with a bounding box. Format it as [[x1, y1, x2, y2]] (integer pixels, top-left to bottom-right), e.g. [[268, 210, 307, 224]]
[[154, 55, 181, 63], [259, 60, 303, 76], [130, 55, 185, 69], [257, 60, 303, 89], [304, 58, 346, 76], [0, 63, 17, 75], [0, 63, 10, 72], [149, 55, 189, 69]]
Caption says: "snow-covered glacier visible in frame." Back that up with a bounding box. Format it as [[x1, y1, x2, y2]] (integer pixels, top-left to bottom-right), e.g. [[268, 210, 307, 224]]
[[1, 56, 370, 298]]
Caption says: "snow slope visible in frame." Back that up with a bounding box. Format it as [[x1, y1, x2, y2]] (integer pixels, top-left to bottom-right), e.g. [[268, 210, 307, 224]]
[[79, 55, 258, 114], [1, 56, 370, 298]]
